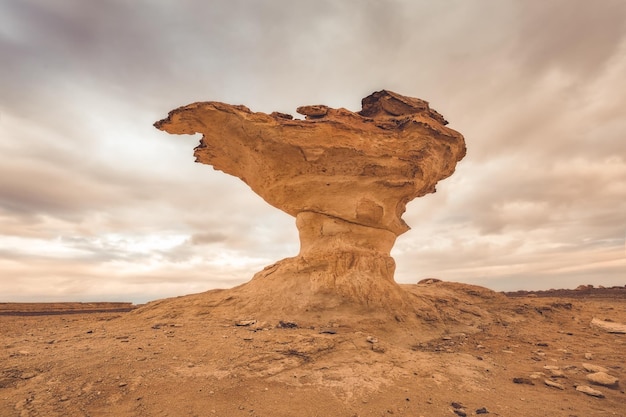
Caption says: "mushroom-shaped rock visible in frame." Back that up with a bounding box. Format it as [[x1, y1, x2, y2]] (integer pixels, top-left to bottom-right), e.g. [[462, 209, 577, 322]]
[[155, 90, 466, 310]]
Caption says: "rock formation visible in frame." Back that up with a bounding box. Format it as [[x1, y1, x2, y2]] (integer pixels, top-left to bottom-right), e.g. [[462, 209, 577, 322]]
[[155, 90, 466, 311]]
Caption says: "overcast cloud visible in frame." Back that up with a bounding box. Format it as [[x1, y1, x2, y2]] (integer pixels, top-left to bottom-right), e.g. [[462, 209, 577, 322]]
[[1, 0, 624, 303]]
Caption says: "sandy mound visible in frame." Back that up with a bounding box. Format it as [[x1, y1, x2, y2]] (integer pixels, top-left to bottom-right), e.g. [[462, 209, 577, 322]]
[[2, 282, 625, 416]]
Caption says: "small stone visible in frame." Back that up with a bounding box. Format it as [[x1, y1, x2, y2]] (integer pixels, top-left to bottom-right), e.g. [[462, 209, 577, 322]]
[[543, 365, 560, 371], [20, 372, 37, 380], [513, 377, 534, 385], [366, 336, 378, 344], [59, 396, 69, 402], [584, 353, 593, 360], [586, 372, 619, 387], [453, 410, 467, 417], [277, 321, 298, 329], [582, 363, 609, 373], [550, 369, 566, 378], [476, 407, 489, 414], [118, 382, 127, 387], [236, 320, 257, 327], [451, 402, 463, 409], [544, 379, 565, 390], [576, 385, 604, 398]]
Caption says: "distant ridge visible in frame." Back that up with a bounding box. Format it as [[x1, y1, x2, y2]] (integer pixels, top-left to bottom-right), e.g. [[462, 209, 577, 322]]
[[0, 302, 137, 316], [504, 285, 626, 299]]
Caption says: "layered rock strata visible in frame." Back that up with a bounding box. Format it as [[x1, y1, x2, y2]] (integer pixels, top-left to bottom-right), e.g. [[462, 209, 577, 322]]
[[155, 90, 466, 308]]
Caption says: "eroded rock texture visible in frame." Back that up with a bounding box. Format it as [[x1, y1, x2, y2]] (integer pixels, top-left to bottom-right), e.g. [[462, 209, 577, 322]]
[[155, 90, 465, 307]]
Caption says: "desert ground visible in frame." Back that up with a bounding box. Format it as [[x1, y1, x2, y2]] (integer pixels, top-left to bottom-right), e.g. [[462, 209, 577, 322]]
[[1, 281, 625, 417]]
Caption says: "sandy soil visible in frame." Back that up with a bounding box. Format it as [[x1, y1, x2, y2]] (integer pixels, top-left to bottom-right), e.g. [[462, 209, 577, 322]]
[[1, 281, 625, 417]]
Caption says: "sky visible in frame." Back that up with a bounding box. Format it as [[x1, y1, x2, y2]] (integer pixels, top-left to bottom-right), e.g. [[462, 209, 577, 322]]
[[1, 0, 625, 303]]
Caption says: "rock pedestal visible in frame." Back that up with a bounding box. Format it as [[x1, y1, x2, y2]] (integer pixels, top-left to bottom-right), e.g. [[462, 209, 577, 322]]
[[155, 90, 466, 310]]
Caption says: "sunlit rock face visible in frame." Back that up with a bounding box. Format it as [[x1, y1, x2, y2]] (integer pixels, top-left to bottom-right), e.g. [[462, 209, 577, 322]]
[[155, 90, 465, 306]]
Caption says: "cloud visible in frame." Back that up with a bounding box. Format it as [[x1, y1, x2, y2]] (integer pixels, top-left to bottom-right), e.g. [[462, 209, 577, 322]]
[[0, 1, 624, 302]]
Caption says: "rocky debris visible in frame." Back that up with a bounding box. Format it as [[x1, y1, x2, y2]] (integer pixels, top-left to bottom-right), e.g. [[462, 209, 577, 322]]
[[296, 105, 329, 118], [475, 407, 489, 414], [155, 90, 465, 307], [451, 402, 467, 416], [513, 377, 535, 385], [586, 372, 619, 387], [590, 318, 626, 334], [366, 336, 379, 344], [277, 321, 298, 329], [418, 278, 442, 284], [584, 352, 593, 360], [236, 320, 257, 327], [544, 379, 565, 390], [582, 363, 609, 373], [576, 385, 605, 398]]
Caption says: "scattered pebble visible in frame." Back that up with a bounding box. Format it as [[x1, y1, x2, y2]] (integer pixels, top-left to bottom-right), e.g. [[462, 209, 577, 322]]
[[366, 336, 378, 344], [118, 382, 127, 387], [450, 403, 467, 416], [236, 320, 257, 327], [277, 321, 298, 329], [576, 385, 604, 398], [544, 379, 565, 390], [513, 377, 535, 385], [476, 407, 489, 414], [584, 353, 593, 360]]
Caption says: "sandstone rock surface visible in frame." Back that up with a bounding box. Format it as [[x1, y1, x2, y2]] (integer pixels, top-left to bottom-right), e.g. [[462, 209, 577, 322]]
[[586, 372, 619, 387], [155, 90, 465, 310]]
